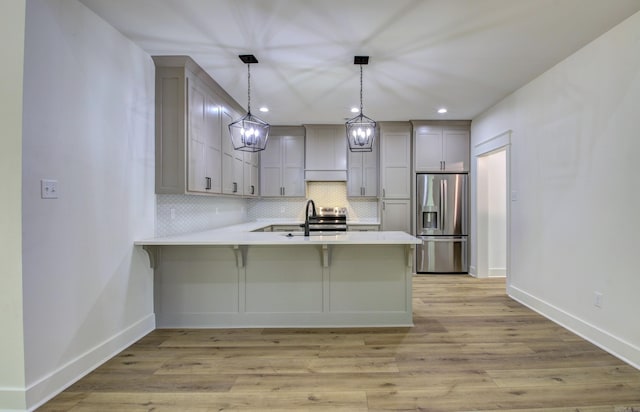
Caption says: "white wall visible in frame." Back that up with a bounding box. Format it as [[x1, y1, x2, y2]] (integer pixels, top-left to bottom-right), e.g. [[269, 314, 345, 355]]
[[21, 0, 156, 408], [475, 149, 507, 278], [0, 1, 27, 410], [487, 150, 506, 276], [471, 11, 640, 367]]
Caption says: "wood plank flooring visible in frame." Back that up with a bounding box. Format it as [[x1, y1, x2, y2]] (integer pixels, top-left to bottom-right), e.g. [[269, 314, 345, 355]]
[[39, 275, 640, 411]]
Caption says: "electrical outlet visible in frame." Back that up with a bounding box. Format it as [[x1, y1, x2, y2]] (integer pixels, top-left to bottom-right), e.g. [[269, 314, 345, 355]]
[[215, 207, 219, 214], [280, 207, 285, 213], [594, 292, 603, 308], [170, 208, 176, 220], [41, 179, 59, 199]]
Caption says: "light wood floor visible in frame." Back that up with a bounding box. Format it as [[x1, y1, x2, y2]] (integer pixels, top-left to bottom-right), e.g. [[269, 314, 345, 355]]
[[40, 275, 640, 411]]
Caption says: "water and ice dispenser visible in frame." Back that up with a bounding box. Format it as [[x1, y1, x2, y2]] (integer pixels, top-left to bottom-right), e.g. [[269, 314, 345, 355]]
[[422, 211, 438, 230]]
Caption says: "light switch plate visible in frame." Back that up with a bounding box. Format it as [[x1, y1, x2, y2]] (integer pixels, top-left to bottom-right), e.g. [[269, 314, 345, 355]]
[[41, 179, 59, 199]]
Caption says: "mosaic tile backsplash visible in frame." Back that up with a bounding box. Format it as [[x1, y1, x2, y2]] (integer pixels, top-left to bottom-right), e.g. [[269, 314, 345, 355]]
[[157, 182, 378, 236], [156, 194, 248, 236], [247, 182, 378, 221]]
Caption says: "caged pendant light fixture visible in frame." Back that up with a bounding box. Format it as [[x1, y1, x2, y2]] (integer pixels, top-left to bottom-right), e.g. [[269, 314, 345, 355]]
[[228, 54, 270, 152], [345, 56, 376, 152]]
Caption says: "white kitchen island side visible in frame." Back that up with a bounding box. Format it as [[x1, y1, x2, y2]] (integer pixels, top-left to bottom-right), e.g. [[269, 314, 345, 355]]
[[136, 228, 420, 328]]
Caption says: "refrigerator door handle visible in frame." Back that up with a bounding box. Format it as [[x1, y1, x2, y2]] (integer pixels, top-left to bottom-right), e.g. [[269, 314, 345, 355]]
[[439, 179, 446, 231]]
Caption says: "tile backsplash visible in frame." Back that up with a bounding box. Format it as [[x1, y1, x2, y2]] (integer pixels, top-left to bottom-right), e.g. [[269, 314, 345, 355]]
[[157, 182, 379, 236], [156, 194, 248, 236], [247, 182, 378, 221]]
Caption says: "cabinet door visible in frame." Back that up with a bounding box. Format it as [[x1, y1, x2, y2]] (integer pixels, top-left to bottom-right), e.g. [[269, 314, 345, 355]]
[[187, 79, 207, 192], [243, 151, 258, 196], [443, 129, 469, 171], [221, 109, 243, 195], [347, 152, 364, 197], [381, 132, 410, 198], [381, 199, 411, 233], [260, 135, 283, 196], [362, 143, 378, 197], [348, 147, 378, 197], [415, 129, 444, 171], [232, 150, 244, 195], [282, 135, 305, 197], [203, 93, 222, 193]]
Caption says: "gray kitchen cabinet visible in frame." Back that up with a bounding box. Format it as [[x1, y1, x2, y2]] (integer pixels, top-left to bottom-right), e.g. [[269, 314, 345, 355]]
[[271, 225, 302, 232], [347, 225, 380, 231], [381, 199, 411, 233], [380, 125, 411, 199], [188, 75, 222, 193], [380, 122, 412, 234], [243, 151, 259, 197], [413, 121, 470, 172], [221, 108, 244, 195], [304, 125, 347, 181], [347, 137, 378, 197], [153, 56, 245, 196], [260, 127, 305, 197]]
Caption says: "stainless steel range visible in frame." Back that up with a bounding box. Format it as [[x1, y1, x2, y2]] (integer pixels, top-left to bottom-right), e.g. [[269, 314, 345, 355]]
[[307, 206, 348, 232]]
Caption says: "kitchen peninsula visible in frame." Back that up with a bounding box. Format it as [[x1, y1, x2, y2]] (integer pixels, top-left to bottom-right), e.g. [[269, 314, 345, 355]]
[[136, 222, 420, 328]]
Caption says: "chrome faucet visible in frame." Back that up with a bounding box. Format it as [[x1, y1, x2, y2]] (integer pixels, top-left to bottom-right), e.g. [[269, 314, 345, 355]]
[[303, 199, 317, 236]]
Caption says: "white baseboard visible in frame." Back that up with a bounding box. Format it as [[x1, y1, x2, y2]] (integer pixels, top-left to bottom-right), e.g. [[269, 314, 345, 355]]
[[508, 285, 640, 370], [468, 265, 477, 276], [25, 313, 155, 411], [488, 267, 506, 277], [0, 387, 27, 411]]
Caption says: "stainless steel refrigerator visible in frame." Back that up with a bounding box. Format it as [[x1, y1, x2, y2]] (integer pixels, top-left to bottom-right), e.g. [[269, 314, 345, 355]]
[[416, 173, 468, 273]]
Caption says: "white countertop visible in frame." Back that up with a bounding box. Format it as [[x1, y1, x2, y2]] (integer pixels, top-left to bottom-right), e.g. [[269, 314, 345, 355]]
[[253, 218, 381, 226], [135, 220, 418, 246]]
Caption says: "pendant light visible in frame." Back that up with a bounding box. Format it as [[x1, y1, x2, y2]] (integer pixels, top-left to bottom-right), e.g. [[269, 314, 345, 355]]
[[228, 54, 270, 152], [345, 56, 376, 152]]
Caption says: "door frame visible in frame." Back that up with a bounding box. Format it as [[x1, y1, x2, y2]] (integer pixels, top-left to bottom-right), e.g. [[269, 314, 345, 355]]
[[472, 130, 511, 285]]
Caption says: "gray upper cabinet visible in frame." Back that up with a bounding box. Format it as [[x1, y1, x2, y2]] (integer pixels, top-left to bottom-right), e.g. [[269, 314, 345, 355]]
[[347, 137, 378, 197], [221, 108, 244, 195], [153, 56, 246, 196], [413, 121, 470, 172], [187, 75, 221, 193], [260, 127, 305, 197], [380, 125, 411, 199], [304, 125, 347, 181], [243, 151, 259, 197], [379, 122, 412, 234]]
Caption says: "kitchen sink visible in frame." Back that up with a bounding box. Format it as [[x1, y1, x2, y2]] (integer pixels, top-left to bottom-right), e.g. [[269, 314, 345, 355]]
[[282, 231, 345, 237]]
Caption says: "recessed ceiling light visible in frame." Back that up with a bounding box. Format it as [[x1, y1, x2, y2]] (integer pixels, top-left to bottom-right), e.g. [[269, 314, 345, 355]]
[[350, 107, 360, 113], [437, 107, 448, 114], [259, 107, 269, 113]]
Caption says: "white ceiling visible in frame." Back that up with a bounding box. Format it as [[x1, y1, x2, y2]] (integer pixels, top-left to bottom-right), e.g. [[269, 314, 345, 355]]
[[80, 0, 640, 125]]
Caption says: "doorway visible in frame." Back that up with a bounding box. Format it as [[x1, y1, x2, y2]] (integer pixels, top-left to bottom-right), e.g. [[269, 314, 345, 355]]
[[476, 147, 508, 278]]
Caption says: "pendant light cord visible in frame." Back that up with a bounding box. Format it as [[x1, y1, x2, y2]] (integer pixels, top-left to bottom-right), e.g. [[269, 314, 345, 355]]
[[247, 63, 252, 114], [359, 64, 364, 114]]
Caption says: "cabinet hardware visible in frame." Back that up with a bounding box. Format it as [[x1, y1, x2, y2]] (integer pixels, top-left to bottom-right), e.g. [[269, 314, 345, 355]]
[[282, 187, 285, 196], [383, 201, 386, 210], [383, 188, 385, 197], [233, 182, 238, 193], [205, 177, 211, 190], [251, 185, 255, 195]]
